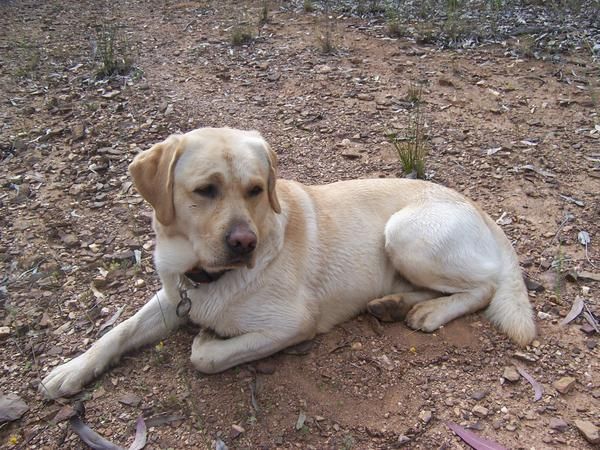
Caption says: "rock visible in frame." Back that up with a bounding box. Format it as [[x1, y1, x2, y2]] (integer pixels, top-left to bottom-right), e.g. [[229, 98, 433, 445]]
[[0, 327, 10, 339], [256, 360, 276, 374], [229, 424, 245, 440], [574, 420, 599, 444], [61, 233, 79, 248], [397, 435, 411, 445], [295, 411, 306, 430], [418, 410, 432, 424], [39, 313, 52, 328], [503, 366, 521, 382], [549, 417, 568, 432], [0, 394, 29, 422], [472, 405, 489, 418], [553, 376, 576, 394], [357, 93, 373, 101], [118, 392, 141, 407], [514, 351, 538, 363], [471, 390, 488, 401], [315, 64, 332, 74], [341, 151, 361, 160]]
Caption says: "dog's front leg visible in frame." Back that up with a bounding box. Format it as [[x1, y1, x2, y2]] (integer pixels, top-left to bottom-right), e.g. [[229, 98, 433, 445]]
[[39, 289, 184, 399], [190, 328, 312, 374]]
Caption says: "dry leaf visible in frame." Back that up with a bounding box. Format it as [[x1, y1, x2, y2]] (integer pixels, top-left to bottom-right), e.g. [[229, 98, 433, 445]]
[[99, 306, 125, 334], [561, 296, 584, 326], [516, 366, 544, 401], [70, 416, 123, 450], [447, 422, 508, 450], [128, 416, 147, 450]]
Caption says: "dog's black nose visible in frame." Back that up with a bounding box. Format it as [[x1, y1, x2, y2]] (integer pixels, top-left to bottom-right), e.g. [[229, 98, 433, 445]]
[[226, 223, 257, 255]]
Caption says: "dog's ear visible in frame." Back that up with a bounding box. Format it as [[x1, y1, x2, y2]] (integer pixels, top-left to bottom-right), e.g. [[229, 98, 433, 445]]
[[129, 135, 183, 225], [264, 142, 281, 214]]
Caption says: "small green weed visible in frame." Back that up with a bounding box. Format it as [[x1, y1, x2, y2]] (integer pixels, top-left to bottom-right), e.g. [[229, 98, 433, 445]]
[[231, 26, 254, 46], [406, 82, 423, 104], [517, 35, 536, 58], [14, 40, 40, 78], [387, 98, 428, 179], [303, 0, 314, 13], [95, 24, 133, 78], [258, 0, 269, 26]]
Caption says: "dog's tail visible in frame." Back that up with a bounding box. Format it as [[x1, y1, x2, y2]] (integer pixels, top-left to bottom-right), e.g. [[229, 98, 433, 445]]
[[485, 253, 536, 346]]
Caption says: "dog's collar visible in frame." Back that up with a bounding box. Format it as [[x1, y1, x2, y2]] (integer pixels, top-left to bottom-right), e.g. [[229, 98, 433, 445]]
[[184, 268, 228, 284], [176, 269, 230, 317]]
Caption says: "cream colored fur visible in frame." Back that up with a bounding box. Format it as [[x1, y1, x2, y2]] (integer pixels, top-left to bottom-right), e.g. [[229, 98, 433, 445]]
[[40, 128, 535, 399]]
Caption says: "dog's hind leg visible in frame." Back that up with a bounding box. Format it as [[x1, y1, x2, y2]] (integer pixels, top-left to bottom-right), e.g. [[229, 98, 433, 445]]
[[382, 201, 511, 336], [404, 286, 493, 332], [367, 290, 438, 322]]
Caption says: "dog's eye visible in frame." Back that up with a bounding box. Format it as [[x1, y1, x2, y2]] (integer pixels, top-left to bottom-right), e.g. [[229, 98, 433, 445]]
[[194, 184, 218, 198], [248, 186, 263, 197]]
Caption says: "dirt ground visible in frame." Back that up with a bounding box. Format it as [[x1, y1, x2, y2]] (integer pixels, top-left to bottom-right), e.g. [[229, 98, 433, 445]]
[[1, 1, 599, 449]]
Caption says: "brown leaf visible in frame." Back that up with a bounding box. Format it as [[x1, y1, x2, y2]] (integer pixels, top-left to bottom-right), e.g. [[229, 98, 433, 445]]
[[447, 422, 508, 450]]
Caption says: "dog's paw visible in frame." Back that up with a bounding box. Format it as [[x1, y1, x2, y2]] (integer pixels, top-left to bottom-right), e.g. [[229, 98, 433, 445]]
[[405, 302, 444, 333], [190, 331, 223, 374], [367, 295, 411, 322], [39, 355, 93, 399]]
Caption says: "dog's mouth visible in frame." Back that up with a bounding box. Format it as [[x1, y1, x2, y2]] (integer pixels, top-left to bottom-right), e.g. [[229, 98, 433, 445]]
[[184, 267, 230, 284]]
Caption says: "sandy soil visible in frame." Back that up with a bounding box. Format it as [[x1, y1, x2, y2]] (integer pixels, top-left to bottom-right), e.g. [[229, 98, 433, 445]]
[[1, 1, 599, 449]]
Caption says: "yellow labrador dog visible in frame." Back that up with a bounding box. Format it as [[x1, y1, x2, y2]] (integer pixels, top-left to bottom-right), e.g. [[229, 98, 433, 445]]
[[40, 127, 535, 398]]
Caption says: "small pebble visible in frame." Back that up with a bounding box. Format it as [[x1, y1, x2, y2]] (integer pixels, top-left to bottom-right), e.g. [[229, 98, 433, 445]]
[[553, 376, 576, 394], [574, 420, 600, 444], [503, 366, 521, 382]]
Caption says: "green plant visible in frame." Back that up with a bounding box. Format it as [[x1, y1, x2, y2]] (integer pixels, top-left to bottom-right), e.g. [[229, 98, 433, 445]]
[[341, 433, 355, 450], [551, 245, 566, 302], [95, 24, 133, 78], [13, 40, 40, 78], [231, 26, 254, 46], [406, 82, 423, 104], [517, 35, 536, 58], [387, 101, 428, 179], [447, 0, 460, 14], [385, 8, 405, 37], [303, 0, 314, 13], [258, 0, 269, 26], [317, 0, 336, 54]]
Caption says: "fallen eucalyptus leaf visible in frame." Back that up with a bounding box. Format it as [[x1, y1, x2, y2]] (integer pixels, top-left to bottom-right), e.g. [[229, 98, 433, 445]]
[[70, 416, 123, 450], [578, 231, 591, 246], [144, 413, 186, 428], [128, 416, 147, 450], [561, 296, 584, 326], [582, 309, 599, 333], [295, 411, 306, 430], [516, 366, 543, 401], [99, 306, 125, 334], [214, 439, 228, 450], [90, 284, 105, 300], [520, 164, 555, 178], [577, 271, 600, 282], [560, 195, 585, 207], [447, 422, 508, 450]]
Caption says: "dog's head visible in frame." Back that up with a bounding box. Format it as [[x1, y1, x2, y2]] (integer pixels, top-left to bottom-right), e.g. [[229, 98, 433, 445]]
[[129, 128, 281, 279]]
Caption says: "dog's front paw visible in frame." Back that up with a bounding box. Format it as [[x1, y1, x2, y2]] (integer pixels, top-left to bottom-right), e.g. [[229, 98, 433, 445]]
[[405, 302, 444, 333], [190, 331, 224, 374], [39, 355, 94, 399]]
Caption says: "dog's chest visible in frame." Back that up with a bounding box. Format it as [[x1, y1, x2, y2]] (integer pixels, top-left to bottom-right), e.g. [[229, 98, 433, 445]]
[[185, 281, 249, 338]]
